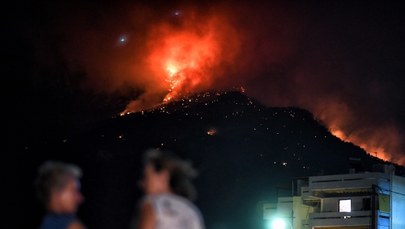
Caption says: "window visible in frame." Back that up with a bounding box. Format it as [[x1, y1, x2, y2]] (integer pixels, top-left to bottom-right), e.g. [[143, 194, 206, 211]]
[[362, 198, 371, 210], [339, 199, 351, 212]]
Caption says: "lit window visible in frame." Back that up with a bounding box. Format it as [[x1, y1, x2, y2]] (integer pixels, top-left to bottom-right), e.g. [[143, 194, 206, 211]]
[[339, 199, 351, 212]]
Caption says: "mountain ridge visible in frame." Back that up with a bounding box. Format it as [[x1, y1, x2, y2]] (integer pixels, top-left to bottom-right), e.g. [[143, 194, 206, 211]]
[[24, 90, 403, 229]]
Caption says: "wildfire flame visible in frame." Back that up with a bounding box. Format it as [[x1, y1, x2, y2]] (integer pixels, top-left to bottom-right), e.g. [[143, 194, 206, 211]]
[[330, 127, 393, 162], [121, 11, 239, 116], [313, 101, 404, 164], [149, 31, 220, 103], [141, 10, 240, 107]]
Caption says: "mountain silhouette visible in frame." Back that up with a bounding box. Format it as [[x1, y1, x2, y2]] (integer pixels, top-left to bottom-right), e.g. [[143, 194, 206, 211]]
[[20, 90, 403, 229]]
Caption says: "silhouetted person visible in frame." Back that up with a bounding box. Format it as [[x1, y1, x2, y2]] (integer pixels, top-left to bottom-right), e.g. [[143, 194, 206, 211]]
[[35, 161, 86, 229], [135, 149, 205, 229]]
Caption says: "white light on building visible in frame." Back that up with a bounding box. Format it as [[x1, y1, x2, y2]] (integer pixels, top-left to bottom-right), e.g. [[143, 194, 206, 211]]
[[269, 218, 287, 229], [339, 199, 351, 212]]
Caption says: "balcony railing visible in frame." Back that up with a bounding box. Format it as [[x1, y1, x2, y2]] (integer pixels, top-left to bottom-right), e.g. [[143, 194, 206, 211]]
[[308, 172, 390, 193], [309, 211, 371, 227]]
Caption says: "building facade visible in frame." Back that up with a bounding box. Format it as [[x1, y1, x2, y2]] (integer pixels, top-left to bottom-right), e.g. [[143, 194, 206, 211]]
[[264, 165, 405, 229]]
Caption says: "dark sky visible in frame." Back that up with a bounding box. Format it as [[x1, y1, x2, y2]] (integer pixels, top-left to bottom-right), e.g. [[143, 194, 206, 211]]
[[6, 0, 405, 163]]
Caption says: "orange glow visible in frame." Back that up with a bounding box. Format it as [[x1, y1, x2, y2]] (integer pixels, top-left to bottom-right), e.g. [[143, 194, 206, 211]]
[[149, 31, 219, 102], [145, 12, 239, 104], [330, 127, 393, 162], [120, 8, 240, 114], [330, 128, 347, 142], [314, 101, 403, 165]]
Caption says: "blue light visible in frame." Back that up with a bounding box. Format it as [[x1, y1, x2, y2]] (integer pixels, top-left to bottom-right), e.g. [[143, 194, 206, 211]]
[[272, 218, 287, 229]]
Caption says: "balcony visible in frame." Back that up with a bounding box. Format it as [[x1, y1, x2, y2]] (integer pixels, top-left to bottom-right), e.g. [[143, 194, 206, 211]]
[[308, 173, 390, 196], [310, 211, 371, 227]]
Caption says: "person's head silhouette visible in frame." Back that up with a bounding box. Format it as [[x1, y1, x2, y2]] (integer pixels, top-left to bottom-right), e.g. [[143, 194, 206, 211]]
[[35, 161, 86, 229]]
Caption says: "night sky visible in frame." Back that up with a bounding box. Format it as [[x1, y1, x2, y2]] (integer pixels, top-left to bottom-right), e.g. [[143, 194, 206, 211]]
[[5, 0, 405, 228]]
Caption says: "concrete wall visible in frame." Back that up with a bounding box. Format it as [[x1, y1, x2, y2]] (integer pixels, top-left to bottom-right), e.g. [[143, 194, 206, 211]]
[[293, 196, 314, 229], [277, 197, 293, 217], [263, 196, 315, 229], [263, 202, 277, 220]]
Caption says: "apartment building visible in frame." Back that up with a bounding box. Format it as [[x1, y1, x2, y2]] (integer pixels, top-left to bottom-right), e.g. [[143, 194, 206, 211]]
[[263, 165, 405, 229]]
